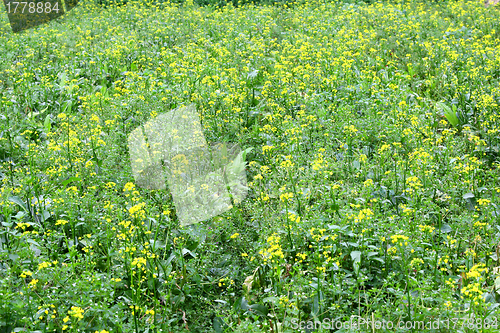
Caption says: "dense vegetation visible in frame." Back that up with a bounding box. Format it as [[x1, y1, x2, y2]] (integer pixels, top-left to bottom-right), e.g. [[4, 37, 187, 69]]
[[1, 0, 500, 331]]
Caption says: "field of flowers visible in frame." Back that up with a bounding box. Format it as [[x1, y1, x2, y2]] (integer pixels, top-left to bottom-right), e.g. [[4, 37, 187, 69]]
[[1, 0, 500, 331]]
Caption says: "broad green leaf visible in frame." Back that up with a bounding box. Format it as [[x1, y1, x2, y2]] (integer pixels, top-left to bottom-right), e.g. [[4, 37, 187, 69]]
[[59, 72, 67, 89], [9, 254, 19, 262], [181, 248, 196, 258], [351, 250, 361, 264], [213, 317, 225, 333], [440, 224, 452, 233], [44, 114, 51, 133], [63, 100, 73, 113], [13, 211, 26, 220], [262, 296, 280, 305], [249, 303, 268, 316], [351, 250, 361, 275], [437, 102, 459, 127], [311, 293, 323, 316], [8, 196, 27, 212], [247, 70, 259, 80], [62, 176, 81, 186], [226, 147, 253, 176], [463, 193, 474, 199], [240, 297, 249, 310]]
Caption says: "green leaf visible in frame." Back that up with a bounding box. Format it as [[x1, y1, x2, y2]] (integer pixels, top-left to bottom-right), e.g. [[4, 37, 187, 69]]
[[226, 147, 253, 176], [351, 250, 361, 263], [13, 211, 26, 220], [262, 296, 280, 305], [44, 114, 51, 133], [62, 176, 81, 186], [462, 193, 475, 199], [440, 224, 452, 233], [213, 317, 227, 333], [437, 102, 459, 127], [249, 303, 268, 316], [240, 297, 249, 310], [181, 248, 196, 258], [27, 239, 41, 247], [63, 100, 73, 113], [8, 196, 27, 212], [478, 187, 488, 193], [41, 210, 51, 222], [247, 69, 259, 80], [351, 250, 361, 275], [241, 147, 253, 161], [9, 254, 19, 262], [59, 72, 67, 89], [27, 110, 40, 118]]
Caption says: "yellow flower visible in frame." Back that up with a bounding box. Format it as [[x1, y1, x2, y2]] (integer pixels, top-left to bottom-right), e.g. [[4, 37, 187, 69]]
[[38, 262, 52, 270], [280, 159, 294, 168], [128, 202, 146, 219], [20, 270, 33, 278], [56, 219, 69, 226], [131, 257, 147, 269], [123, 182, 135, 192], [28, 279, 39, 289], [477, 198, 491, 206], [68, 306, 84, 320], [280, 192, 293, 202], [390, 234, 409, 244]]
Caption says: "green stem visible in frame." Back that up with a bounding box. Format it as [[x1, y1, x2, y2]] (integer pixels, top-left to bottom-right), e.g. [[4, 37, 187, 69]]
[[288, 168, 302, 216], [5, 115, 15, 186], [285, 201, 293, 251], [405, 261, 412, 320], [66, 115, 73, 174]]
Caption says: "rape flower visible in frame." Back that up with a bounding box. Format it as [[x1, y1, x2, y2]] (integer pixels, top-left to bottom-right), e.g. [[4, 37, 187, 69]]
[[28, 279, 39, 289], [20, 271, 33, 278], [123, 182, 135, 192], [259, 233, 284, 264], [390, 234, 409, 247], [68, 306, 84, 320], [280, 192, 293, 202]]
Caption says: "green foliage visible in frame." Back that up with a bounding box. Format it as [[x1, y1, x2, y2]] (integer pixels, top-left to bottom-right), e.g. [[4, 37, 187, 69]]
[[437, 101, 460, 128]]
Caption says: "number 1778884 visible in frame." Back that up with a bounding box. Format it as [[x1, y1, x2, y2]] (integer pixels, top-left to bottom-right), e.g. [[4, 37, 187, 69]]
[[5, 1, 60, 14]]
